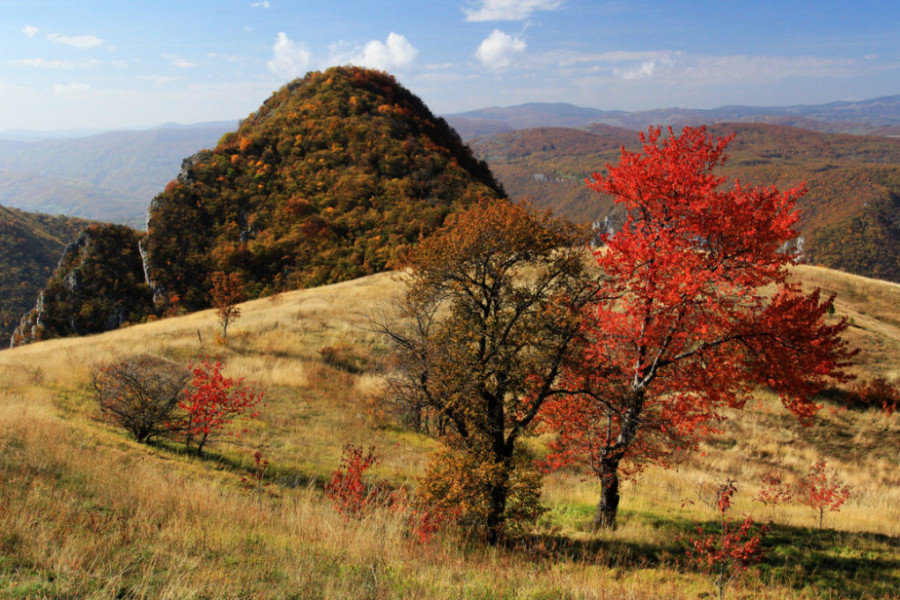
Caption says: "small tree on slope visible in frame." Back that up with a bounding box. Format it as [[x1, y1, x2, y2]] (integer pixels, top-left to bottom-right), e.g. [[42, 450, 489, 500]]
[[542, 126, 855, 530]]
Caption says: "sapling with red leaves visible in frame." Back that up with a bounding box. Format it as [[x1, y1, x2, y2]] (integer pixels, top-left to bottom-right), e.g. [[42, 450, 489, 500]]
[[241, 450, 271, 496], [756, 470, 793, 519], [687, 480, 768, 600], [169, 357, 264, 456], [794, 461, 851, 528], [325, 444, 380, 519]]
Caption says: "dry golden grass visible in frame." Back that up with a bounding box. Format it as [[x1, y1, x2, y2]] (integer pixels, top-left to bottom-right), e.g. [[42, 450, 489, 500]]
[[0, 266, 898, 599]]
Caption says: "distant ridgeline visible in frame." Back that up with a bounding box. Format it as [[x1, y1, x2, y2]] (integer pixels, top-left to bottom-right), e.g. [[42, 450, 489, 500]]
[[12, 66, 504, 345]]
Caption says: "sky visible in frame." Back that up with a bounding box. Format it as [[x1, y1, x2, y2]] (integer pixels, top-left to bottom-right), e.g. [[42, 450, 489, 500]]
[[1, 0, 898, 132]]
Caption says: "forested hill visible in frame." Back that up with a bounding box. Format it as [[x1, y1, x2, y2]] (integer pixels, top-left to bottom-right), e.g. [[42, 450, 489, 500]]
[[471, 123, 900, 282], [142, 66, 504, 310], [14, 66, 505, 344], [0, 205, 93, 341]]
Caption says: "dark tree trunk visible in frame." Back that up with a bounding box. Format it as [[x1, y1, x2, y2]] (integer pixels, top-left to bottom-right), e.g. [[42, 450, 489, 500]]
[[484, 474, 510, 545], [591, 457, 621, 530]]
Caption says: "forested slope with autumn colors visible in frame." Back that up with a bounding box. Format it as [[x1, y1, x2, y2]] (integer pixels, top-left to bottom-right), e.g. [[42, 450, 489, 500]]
[[0, 205, 93, 342], [471, 123, 900, 282], [12, 66, 504, 344]]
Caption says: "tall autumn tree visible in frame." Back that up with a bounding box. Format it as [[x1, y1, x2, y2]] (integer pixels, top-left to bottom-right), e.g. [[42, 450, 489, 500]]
[[542, 127, 855, 530], [380, 200, 598, 543], [210, 271, 244, 339]]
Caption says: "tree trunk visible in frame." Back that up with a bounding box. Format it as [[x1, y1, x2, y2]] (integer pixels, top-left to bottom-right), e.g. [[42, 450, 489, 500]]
[[591, 458, 621, 530], [484, 475, 510, 545]]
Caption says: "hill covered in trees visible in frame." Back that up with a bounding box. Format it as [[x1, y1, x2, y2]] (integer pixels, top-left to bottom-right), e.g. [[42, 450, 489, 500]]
[[13, 67, 504, 344], [0, 205, 92, 342], [471, 123, 900, 282]]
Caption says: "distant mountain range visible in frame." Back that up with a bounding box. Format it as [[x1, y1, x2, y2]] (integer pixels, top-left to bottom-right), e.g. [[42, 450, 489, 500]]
[[446, 96, 900, 139], [0, 122, 235, 227], [2, 96, 900, 228], [4, 90, 900, 345]]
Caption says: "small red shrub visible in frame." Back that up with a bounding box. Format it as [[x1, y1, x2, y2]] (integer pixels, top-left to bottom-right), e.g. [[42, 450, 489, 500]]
[[794, 461, 850, 528], [325, 444, 378, 519]]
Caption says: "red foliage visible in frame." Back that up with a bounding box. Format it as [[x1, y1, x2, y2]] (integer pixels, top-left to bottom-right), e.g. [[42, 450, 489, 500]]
[[756, 470, 792, 515], [715, 480, 737, 514], [170, 358, 263, 455], [241, 450, 271, 493], [688, 515, 768, 600], [851, 377, 899, 417], [388, 486, 460, 543], [794, 461, 851, 528], [406, 504, 459, 543], [541, 126, 856, 529], [325, 444, 379, 519]]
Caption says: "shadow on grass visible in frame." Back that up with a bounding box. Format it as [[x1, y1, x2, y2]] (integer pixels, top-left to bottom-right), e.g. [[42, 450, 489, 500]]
[[503, 512, 900, 599], [147, 440, 331, 491]]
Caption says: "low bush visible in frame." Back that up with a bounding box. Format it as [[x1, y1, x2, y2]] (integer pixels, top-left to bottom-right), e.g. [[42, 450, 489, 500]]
[[92, 354, 190, 443]]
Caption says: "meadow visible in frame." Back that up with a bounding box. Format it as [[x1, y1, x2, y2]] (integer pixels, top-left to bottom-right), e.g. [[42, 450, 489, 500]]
[[0, 265, 898, 599]]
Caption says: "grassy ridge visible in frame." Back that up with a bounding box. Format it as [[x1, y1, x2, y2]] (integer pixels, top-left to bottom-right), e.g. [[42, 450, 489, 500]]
[[0, 266, 898, 599]]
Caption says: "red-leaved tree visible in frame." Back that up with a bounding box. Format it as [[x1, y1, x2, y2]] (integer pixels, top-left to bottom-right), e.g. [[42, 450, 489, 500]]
[[756, 470, 793, 518], [171, 358, 264, 455], [687, 482, 768, 600], [210, 271, 245, 341], [542, 126, 855, 529], [794, 461, 851, 528]]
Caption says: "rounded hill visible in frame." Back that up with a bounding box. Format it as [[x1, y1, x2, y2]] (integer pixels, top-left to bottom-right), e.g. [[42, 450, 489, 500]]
[[144, 66, 505, 310]]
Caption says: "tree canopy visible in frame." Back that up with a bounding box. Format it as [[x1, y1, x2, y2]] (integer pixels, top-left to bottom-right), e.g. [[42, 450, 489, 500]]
[[542, 126, 855, 529]]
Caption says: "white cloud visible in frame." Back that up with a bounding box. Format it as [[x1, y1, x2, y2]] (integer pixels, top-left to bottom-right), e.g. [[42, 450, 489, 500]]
[[166, 56, 199, 68], [48, 33, 103, 49], [22, 25, 39, 37], [53, 83, 91, 95], [251, 1, 271, 7], [464, 0, 562, 21], [9, 58, 76, 69], [475, 30, 526, 70], [267, 32, 312, 80], [350, 33, 418, 71]]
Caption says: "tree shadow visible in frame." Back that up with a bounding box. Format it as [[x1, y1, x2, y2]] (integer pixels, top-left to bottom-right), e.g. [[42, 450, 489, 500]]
[[503, 514, 900, 598]]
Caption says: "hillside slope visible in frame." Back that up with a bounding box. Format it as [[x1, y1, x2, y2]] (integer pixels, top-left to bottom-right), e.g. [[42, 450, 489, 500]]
[[471, 123, 900, 281], [0, 205, 93, 342], [0, 264, 897, 599]]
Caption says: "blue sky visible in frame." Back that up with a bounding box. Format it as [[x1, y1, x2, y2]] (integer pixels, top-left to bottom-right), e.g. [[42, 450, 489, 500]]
[[1, 0, 898, 131]]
